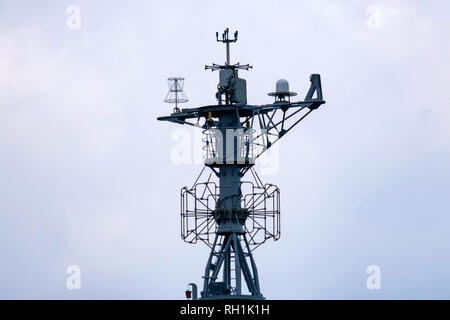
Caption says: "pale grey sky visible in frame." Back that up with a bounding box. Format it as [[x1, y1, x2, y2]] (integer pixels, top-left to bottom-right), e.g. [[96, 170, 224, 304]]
[[0, 0, 449, 299]]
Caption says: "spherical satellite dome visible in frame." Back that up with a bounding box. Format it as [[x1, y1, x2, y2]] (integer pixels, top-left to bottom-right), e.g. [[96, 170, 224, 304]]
[[268, 79, 297, 97], [276, 79, 289, 93]]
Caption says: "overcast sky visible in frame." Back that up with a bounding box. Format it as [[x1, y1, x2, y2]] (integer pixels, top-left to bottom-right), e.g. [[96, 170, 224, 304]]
[[0, 0, 449, 299]]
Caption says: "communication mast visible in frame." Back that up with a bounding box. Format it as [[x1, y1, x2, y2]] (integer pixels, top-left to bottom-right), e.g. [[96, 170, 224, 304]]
[[158, 28, 325, 300]]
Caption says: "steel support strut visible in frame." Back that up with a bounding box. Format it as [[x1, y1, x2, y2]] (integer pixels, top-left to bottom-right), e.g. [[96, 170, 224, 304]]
[[202, 232, 262, 299]]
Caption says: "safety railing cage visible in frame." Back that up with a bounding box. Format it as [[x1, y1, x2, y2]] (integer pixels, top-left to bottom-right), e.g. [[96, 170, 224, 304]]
[[181, 168, 280, 250], [203, 129, 255, 165]]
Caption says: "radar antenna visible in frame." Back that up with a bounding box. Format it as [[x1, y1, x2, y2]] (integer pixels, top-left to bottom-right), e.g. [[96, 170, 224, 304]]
[[164, 77, 188, 113]]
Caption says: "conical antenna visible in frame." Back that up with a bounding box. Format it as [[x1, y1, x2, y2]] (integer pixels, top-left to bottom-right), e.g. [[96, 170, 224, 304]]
[[164, 77, 188, 113]]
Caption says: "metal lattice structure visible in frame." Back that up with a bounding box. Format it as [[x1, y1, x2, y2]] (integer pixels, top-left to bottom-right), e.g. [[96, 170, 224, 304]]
[[181, 167, 280, 250], [158, 28, 325, 300], [164, 77, 188, 113]]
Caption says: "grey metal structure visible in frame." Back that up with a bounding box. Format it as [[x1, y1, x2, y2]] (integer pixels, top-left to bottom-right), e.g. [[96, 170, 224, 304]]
[[157, 29, 325, 300], [164, 77, 188, 113]]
